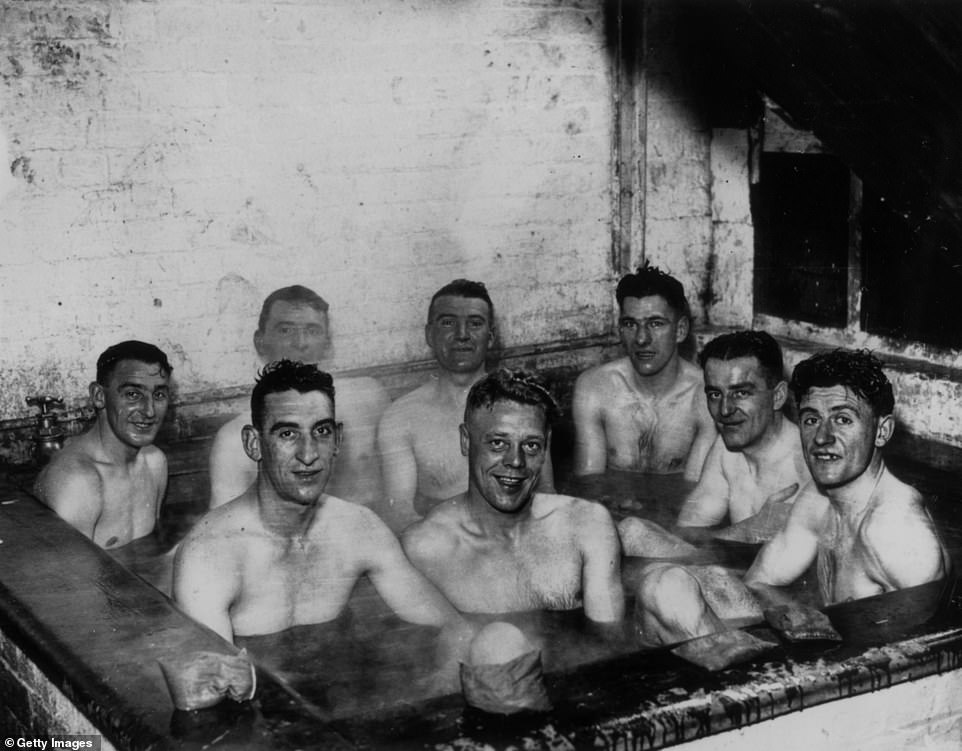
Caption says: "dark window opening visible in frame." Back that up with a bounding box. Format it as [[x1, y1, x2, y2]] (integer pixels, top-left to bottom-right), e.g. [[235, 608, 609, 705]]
[[752, 153, 850, 327], [861, 190, 962, 349]]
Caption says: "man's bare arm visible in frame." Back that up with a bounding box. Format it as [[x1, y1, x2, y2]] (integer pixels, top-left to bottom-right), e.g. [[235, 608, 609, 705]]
[[376, 407, 421, 532], [172, 534, 238, 642], [572, 373, 608, 476], [363, 512, 462, 627], [683, 399, 716, 482], [866, 504, 948, 590], [744, 488, 824, 589], [35, 464, 103, 542], [677, 436, 730, 528], [579, 502, 626, 623]]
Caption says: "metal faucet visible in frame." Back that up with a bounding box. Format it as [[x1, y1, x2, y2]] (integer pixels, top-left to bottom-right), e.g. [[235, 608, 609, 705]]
[[26, 396, 65, 466]]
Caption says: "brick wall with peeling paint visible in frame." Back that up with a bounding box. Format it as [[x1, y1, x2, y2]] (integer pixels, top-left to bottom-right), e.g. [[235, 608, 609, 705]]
[[0, 0, 615, 422]]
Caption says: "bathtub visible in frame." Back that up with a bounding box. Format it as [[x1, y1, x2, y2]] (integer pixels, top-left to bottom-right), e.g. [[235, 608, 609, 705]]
[[2, 434, 962, 750]]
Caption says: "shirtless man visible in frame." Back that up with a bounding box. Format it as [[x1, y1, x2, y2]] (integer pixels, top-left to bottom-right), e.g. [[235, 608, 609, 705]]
[[572, 265, 715, 480], [377, 279, 554, 532], [174, 360, 462, 642], [676, 331, 810, 534], [402, 369, 624, 623], [34, 340, 171, 549], [635, 349, 948, 645], [208, 285, 389, 508]]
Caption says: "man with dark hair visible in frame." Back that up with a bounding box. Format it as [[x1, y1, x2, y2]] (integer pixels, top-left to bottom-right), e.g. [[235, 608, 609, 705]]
[[402, 369, 624, 623], [208, 285, 389, 509], [673, 330, 810, 535], [377, 279, 554, 531], [572, 265, 714, 480], [34, 340, 172, 548], [634, 349, 948, 646], [175, 360, 465, 642]]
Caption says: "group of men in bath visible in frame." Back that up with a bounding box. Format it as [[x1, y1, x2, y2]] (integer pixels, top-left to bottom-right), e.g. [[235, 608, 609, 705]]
[[34, 267, 948, 676]]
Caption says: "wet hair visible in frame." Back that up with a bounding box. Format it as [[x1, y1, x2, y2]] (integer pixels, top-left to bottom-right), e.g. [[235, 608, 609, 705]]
[[96, 341, 172, 384], [464, 368, 559, 428], [257, 285, 329, 334], [790, 349, 895, 417], [699, 330, 785, 387], [250, 359, 336, 431], [615, 263, 689, 318], [428, 279, 494, 323]]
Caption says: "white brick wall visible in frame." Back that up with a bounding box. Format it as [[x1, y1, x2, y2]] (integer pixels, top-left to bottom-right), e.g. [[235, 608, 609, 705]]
[[0, 0, 615, 418]]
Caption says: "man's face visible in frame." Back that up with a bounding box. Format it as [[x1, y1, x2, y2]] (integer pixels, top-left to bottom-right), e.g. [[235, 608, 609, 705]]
[[425, 295, 494, 375], [798, 385, 891, 490], [618, 295, 687, 378], [254, 301, 329, 365], [704, 356, 785, 451], [92, 359, 170, 449], [244, 389, 342, 507], [460, 401, 547, 514]]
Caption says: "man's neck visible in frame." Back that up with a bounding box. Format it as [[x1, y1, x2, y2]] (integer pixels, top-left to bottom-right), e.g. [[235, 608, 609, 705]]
[[435, 366, 487, 397], [256, 479, 322, 540], [626, 354, 683, 398], [95, 418, 142, 466], [740, 412, 788, 468], [464, 487, 534, 540], [824, 457, 887, 521]]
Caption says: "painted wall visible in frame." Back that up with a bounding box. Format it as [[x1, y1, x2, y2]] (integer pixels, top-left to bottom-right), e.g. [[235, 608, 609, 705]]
[[0, 0, 615, 421]]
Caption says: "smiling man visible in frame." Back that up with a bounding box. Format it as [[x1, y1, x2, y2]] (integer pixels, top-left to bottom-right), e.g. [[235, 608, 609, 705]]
[[208, 285, 389, 509], [377, 279, 554, 532], [174, 360, 463, 642], [34, 340, 172, 549], [634, 349, 949, 646], [402, 369, 624, 623], [572, 265, 714, 480], [675, 331, 810, 535]]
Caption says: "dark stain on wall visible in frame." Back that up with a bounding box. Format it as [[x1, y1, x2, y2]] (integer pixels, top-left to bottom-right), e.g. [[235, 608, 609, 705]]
[[10, 155, 34, 184]]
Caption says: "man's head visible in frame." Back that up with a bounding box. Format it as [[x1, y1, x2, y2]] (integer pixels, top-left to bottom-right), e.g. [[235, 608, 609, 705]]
[[790, 350, 895, 490], [460, 369, 557, 514], [91, 341, 172, 449], [244, 360, 342, 507], [425, 279, 495, 375], [699, 331, 787, 451], [615, 265, 691, 377], [254, 285, 330, 365]]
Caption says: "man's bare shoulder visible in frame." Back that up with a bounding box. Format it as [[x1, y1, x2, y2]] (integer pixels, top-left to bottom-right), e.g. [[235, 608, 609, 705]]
[[213, 412, 248, 444], [140, 444, 168, 472], [576, 358, 631, 387], [34, 443, 102, 502], [401, 498, 464, 556], [379, 379, 437, 426], [531, 492, 613, 526], [675, 358, 707, 394], [181, 495, 259, 547], [333, 376, 390, 414]]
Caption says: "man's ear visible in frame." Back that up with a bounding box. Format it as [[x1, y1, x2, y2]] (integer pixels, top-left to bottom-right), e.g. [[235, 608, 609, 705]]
[[772, 380, 788, 411], [875, 414, 895, 447], [334, 422, 344, 454], [242, 425, 262, 463], [89, 382, 106, 410], [675, 315, 690, 344], [253, 329, 265, 359], [459, 423, 470, 457]]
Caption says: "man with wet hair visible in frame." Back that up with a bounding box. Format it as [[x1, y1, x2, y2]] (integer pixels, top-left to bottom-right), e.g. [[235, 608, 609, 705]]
[[208, 284, 389, 509], [402, 369, 624, 623], [175, 360, 464, 642], [34, 340, 172, 549], [377, 279, 554, 532], [675, 330, 810, 534], [634, 349, 948, 646], [572, 264, 714, 480]]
